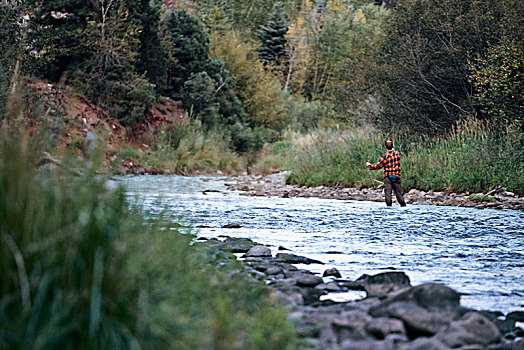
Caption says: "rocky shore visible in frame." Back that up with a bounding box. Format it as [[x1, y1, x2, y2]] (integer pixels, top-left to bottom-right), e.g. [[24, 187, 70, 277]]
[[225, 172, 524, 210], [195, 236, 524, 350]]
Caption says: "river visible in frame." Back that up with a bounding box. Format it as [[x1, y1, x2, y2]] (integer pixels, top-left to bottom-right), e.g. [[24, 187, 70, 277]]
[[119, 175, 524, 314]]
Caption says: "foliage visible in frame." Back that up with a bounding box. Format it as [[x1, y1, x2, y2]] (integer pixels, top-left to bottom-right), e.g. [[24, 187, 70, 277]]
[[372, 0, 513, 132], [146, 121, 245, 172], [469, 194, 494, 203], [164, 9, 210, 100], [467, 0, 524, 130], [209, 30, 288, 129], [26, 0, 159, 125], [193, 0, 302, 38], [164, 10, 247, 130], [256, 1, 289, 68], [0, 133, 298, 349], [1, 3, 24, 118], [126, 0, 167, 88]]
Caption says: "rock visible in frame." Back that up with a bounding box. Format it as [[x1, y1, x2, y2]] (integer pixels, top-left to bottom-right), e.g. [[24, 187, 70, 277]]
[[244, 245, 272, 257], [265, 266, 282, 275], [507, 311, 524, 322], [296, 273, 324, 287], [223, 237, 257, 253], [370, 283, 462, 337], [356, 271, 411, 298], [385, 283, 461, 311], [372, 301, 451, 337], [365, 317, 406, 339], [435, 312, 500, 348], [222, 223, 242, 228], [276, 252, 324, 264], [301, 288, 326, 305], [323, 267, 342, 278], [316, 281, 344, 292], [337, 280, 366, 291], [340, 339, 389, 350], [401, 337, 451, 350]]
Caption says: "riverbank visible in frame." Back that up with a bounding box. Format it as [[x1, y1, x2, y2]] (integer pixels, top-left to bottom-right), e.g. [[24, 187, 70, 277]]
[[225, 172, 524, 210], [195, 235, 524, 349]]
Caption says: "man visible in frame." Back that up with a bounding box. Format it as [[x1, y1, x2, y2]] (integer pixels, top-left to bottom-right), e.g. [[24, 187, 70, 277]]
[[366, 140, 406, 207]]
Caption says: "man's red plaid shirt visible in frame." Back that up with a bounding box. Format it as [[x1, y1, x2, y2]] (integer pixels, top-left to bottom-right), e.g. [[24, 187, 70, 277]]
[[369, 149, 402, 177]]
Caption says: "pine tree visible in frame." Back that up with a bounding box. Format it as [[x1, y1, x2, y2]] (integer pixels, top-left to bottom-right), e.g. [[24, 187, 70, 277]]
[[256, 1, 289, 67], [126, 0, 167, 88], [164, 9, 210, 100]]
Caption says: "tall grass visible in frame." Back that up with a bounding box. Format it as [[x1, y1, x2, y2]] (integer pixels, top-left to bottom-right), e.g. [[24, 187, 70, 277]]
[[400, 121, 524, 194], [0, 133, 297, 349], [144, 121, 245, 174], [261, 122, 523, 195]]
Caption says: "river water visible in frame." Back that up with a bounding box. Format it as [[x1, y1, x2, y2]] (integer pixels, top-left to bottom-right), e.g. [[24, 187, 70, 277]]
[[119, 175, 524, 314]]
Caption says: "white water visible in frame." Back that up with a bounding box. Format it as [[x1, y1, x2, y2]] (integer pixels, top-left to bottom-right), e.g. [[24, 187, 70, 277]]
[[119, 175, 524, 314]]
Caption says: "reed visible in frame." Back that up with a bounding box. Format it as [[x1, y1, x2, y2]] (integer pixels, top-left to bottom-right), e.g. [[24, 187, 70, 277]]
[[265, 122, 523, 195]]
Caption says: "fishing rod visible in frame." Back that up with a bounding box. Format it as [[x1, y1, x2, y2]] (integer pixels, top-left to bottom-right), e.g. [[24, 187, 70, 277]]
[[366, 124, 397, 189]]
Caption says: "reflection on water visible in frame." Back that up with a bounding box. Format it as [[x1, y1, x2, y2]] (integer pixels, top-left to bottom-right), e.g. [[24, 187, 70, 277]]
[[119, 175, 524, 313]]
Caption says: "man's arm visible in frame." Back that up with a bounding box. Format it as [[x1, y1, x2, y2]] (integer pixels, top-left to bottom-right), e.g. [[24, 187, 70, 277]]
[[366, 154, 387, 170]]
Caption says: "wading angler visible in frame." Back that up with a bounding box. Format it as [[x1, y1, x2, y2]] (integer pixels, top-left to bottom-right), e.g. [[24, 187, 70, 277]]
[[366, 140, 406, 207]]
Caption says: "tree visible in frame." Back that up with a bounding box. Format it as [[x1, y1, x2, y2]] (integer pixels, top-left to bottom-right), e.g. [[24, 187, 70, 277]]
[[283, 0, 315, 92], [209, 30, 288, 129], [0, 3, 23, 117], [372, 0, 506, 133], [26, 0, 93, 82], [467, 0, 523, 130], [256, 1, 289, 69], [126, 0, 167, 88], [164, 9, 210, 100]]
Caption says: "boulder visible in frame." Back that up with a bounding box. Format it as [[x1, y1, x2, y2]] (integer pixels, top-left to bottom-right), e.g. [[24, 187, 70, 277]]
[[382, 283, 460, 311], [276, 252, 324, 264], [244, 245, 272, 257], [323, 267, 342, 278], [223, 237, 257, 253], [435, 312, 500, 348], [365, 317, 406, 339], [372, 301, 451, 337], [296, 273, 324, 287], [370, 283, 463, 338], [357, 271, 411, 298]]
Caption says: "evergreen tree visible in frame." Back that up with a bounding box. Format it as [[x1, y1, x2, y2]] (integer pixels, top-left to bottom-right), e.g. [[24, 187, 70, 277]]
[[126, 0, 167, 88], [256, 1, 289, 67], [164, 10, 210, 100], [26, 0, 93, 81]]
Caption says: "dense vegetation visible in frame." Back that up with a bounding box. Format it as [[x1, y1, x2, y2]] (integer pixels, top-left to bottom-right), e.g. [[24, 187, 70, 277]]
[[0, 133, 297, 349]]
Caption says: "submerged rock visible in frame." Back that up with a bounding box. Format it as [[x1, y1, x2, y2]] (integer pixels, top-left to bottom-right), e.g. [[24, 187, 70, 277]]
[[276, 252, 324, 264]]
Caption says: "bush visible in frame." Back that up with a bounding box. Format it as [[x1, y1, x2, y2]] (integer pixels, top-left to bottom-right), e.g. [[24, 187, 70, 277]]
[[84, 74, 156, 127], [146, 121, 245, 172], [0, 132, 297, 349]]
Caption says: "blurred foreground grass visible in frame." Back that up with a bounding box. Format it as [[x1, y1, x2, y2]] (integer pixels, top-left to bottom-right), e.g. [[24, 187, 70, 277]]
[[0, 133, 297, 349]]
